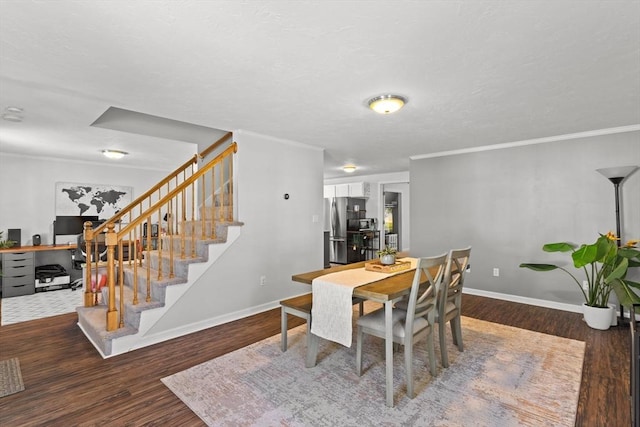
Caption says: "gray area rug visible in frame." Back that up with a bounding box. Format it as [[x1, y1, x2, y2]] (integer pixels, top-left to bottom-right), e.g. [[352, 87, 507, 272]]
[[0, 358, 25, 398], [162, 316, 585, 426]]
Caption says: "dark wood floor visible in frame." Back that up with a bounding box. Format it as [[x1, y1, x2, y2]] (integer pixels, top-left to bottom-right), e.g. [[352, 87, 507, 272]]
[[0, 294, 632, 426]]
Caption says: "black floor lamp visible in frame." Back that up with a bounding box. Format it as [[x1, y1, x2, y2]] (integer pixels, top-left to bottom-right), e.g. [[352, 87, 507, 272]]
[[596, 165, 639, 323]]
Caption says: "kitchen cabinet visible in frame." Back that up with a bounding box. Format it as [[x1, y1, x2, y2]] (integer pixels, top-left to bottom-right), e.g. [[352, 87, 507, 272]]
[[348, 182, 370, 198], [323, 185, 335, 198], [324, 182, 370, 198], [335, 184, 350, 197]]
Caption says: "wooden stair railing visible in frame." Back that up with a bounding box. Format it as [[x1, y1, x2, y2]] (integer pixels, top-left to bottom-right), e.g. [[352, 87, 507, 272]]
[[82, 134, 236, 332]]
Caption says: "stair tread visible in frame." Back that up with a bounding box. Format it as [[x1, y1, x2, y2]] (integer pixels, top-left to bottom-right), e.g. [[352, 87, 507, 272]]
[[76, 220, 243, 356], [77, 306, 138, 339], [122, 264, 190, 285]]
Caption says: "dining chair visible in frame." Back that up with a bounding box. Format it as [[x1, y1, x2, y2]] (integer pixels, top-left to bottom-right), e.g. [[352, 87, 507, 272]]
[[436, 246, 471, 368], [355, 253, 448, 399]]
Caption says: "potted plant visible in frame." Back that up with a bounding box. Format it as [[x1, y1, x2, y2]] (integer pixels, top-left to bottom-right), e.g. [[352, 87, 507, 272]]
[[0, 231, 16, 249], [378, 246, 398, 265], [0, 231, 17, 276], [520, 232, 640, 330]]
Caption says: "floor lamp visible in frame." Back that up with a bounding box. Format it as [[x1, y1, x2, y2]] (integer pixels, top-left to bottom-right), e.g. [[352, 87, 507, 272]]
[[596, 165, 639, 323]]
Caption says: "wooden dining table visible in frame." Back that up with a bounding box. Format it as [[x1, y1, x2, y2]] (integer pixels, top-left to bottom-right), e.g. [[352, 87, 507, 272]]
[[291, 256, 418, 407]]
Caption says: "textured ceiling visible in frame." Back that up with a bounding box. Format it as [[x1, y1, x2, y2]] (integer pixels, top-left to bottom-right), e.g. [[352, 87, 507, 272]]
[[0, 1, 638, 177]]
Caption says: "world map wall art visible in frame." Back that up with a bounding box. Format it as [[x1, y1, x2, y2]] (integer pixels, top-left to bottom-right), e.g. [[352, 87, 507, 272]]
[[55, 182, 133, 219]]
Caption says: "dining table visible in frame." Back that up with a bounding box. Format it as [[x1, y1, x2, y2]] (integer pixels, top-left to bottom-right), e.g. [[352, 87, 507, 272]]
[[291, 255, 420, 407]]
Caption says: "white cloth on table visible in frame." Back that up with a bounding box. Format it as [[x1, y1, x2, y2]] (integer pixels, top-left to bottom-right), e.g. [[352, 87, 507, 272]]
[[310, 257, 418, 347]]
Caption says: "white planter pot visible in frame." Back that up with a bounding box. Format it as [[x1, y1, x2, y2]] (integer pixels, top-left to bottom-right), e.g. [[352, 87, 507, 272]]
[[582, 304, 614, 330], [609, 303, 618, 326], [380, 254, 396, 265]]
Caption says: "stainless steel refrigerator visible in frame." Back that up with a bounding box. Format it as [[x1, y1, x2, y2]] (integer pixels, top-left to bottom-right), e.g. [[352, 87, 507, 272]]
[[325, 197, 366, 264]]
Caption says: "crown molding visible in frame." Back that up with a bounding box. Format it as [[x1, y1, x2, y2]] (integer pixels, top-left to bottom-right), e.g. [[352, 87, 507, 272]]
[[411, 124, 640, 160]]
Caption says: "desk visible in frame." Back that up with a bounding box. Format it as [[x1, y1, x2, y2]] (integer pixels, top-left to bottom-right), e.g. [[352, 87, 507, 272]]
[[292, 258, 417, 407], [0, 244, 79, 297], [0, 244, 77, 254]]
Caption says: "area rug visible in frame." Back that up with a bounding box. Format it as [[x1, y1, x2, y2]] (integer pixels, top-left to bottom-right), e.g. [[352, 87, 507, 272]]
[[162, 316, 585, 426], [0, 358, 25, 398], [1, 287, 84, 325]]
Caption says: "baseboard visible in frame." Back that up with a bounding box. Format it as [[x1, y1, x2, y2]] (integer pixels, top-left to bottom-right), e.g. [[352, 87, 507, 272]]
[[121, 299, 283, 354], [463, 287, 584, 314], [463, 287, 640, 321]]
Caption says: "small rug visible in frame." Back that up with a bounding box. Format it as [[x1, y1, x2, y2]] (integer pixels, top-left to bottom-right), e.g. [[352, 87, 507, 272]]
[[162, 316, 585, 426], [1, 287, 84, 325], [0, 358, 25, 398]]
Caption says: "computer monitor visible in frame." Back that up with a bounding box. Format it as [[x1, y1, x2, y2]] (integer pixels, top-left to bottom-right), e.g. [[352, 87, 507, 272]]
[[53, 215, 100, 244]]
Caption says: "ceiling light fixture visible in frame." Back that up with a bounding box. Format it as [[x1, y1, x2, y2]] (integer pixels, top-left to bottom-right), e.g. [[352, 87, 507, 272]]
[[2, 113, 23, 122], [102, 149, 128, 159], [368, 94, 407, 114], [343, 165, 357, 173]]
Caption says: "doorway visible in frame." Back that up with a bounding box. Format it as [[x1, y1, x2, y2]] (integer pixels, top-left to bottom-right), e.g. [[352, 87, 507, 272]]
[[383, 191, 401, 250], [381, 182, 409, 252]]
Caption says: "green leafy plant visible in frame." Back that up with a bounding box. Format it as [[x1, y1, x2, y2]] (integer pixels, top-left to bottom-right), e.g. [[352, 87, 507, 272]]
[[0, 230, 17, 249], [520, 232, 640, 308], [0, 230, 18, 276], [377, 246, 398, 257]]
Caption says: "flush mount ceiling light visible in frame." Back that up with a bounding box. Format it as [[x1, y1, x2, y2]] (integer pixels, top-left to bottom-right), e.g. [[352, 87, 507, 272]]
[[2, 113, 22, 122], [2, 106, 24, 122], [367, 94, 407, 114], [343, 165, 357, 173], [102, 149, 128, 159]]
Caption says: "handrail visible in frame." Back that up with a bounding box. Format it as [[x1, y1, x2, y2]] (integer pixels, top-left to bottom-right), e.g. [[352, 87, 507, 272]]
[[82, 134, 237, 332], [118, 143, 236, 237], [199, 131, 233, 159], [92, 132, 232, 237], [92, 153, 200, 236]]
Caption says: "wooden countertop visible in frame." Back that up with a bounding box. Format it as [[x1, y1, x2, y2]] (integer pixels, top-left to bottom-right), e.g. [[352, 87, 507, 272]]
[[0, 244, 77, 254]]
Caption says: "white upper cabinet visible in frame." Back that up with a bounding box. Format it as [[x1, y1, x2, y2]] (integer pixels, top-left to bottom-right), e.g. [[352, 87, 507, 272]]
[[348, 182, 370, 198], [324, 182, 370, 198], [323, 185, 336, 198], [335, 184, 350, 197]]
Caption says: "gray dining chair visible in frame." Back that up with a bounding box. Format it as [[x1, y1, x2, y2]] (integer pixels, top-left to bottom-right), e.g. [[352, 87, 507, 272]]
[[436, 246, 471, 368], [355, 253, 448, 399]]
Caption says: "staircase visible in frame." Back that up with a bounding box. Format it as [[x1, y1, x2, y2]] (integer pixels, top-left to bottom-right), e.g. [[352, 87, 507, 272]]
[[77, 218, 242, 357], [75, 134, 242, 358]]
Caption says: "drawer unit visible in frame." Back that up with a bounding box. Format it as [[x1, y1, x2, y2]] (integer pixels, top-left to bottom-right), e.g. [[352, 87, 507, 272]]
[[2, 275, 36, 297], [1, 251, 35, 298]]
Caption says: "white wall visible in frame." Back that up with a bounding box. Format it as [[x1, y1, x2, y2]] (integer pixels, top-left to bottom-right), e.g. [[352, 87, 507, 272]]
[[410, 130, 640, 306], [0, 154, 168, 246], [148, 130, 325, 330]]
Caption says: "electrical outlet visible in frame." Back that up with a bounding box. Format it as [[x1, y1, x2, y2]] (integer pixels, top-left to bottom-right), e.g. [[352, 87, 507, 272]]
[[582, 280, 588, 291], [260, 275, 267, 286], [493, 268, 500, 277]]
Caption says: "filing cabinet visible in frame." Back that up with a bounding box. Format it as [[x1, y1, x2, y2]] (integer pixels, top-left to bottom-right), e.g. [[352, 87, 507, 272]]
[[1, 251, 35, 297]]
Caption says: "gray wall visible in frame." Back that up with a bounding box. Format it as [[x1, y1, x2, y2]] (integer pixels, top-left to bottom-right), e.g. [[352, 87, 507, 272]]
[[410, 130, 640, 307], [148, 130, 325, 332]]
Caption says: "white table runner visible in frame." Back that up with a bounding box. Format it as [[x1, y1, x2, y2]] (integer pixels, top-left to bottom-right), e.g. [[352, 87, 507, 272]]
[[310, 258, 417, 347]]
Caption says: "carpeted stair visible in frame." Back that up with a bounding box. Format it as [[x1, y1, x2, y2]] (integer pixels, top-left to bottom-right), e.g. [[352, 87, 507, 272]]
[[77, 219, 242, 357]]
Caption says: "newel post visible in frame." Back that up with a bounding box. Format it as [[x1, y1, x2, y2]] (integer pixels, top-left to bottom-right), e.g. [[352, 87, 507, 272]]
[[105, 223, 119, 331], [83, 221, 95, 307]]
